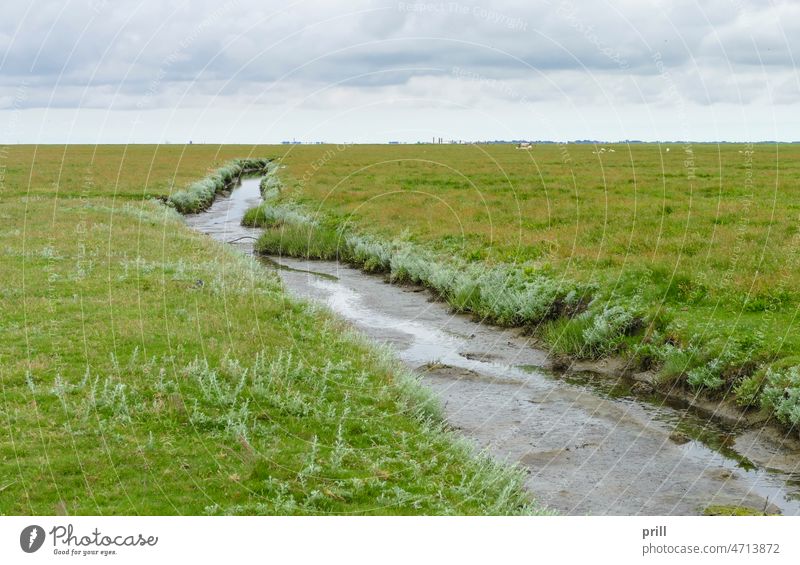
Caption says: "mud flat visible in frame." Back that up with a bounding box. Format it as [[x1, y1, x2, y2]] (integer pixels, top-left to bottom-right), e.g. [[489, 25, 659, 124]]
[[187, 177, 800, 516]]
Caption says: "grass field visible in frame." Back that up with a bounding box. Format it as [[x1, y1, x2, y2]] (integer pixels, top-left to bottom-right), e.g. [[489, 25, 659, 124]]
[[3, 141, 799, 515], [252, 142, 800, 431], [0, 145, 538, 515]]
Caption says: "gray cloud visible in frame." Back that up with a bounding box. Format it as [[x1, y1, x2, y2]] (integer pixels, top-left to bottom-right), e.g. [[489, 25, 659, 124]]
[[1, 0, 798, 141]]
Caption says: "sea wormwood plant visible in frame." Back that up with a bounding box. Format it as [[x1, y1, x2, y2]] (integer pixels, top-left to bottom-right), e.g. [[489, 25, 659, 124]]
[[252, 201, 599, 336], [761, 366, 800, 428], [259, 163, 283, 199], [251, 202, 646, 370], [168, 158, 272, 213], [242, 203, 317, 229], [345, 235, 394, 273], [583, 303, 638, 343]]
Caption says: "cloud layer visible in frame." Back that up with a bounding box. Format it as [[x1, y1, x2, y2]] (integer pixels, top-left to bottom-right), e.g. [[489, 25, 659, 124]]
[[1, 0, 799, 142]]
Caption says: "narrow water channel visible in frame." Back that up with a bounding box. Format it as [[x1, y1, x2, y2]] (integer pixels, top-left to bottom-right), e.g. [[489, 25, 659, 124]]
[[186, 177, 800, 516]]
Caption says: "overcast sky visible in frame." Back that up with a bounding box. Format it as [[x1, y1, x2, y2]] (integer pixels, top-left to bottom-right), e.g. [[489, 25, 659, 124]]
[[1, 0, 799, 143]]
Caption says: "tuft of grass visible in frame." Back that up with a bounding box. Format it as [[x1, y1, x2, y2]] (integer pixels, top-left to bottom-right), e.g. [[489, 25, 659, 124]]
[[703, 505, 774, 516], [259, 165, 283, 199], [255, 222, 343, 260], [734, 370, 768, 408], [580, 304, 642, 359], [658, 345, 698, 384], [542, 316, 595, 357], [242, 203, 275, 228]]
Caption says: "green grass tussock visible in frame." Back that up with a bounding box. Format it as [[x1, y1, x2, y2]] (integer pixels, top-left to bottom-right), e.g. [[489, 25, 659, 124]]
[[544, 304, 642, 360], [256, 222, 342, 260]]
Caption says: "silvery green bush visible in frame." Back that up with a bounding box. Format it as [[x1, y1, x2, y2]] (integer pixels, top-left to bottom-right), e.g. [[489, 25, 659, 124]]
[[169, 158, 272, 213], [345, 235, 394, 272], [253, 197, 592, 329], [762, 366, 800, 427], [686, 357, 727, 391], [259, 167, 283, 199], [581, 304, 640, 358]]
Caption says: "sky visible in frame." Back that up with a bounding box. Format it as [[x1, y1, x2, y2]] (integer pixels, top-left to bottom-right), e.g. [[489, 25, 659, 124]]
[[1, 0, 799, 143]]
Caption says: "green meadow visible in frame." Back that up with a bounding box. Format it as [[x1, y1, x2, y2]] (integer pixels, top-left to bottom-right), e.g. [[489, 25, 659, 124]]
[[254, 142, 800, 431], [0, 145, 538, 515], [3, 140, 800, 516]]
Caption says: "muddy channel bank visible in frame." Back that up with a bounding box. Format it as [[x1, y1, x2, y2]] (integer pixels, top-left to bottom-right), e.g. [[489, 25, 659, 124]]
[[185, 177, 800, 516]]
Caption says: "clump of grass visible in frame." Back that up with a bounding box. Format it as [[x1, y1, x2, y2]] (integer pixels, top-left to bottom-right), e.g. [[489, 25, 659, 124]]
[[371, 243, 589, 329], [242, 204, 272, 227], [678, 336, 761, 394], [630, 340, 668, 372], [169, 158, 272, 213], [686, 357, 727, 391], [658, 344, 698, 384], [540, 304, 643, 359], [346, 235, 394, 273], [580, 305, 642, 358], [255, 222, 343, 260], [368, 341, 443, 422], [542, 316, 594, 357], [703, 505, 773, 516]]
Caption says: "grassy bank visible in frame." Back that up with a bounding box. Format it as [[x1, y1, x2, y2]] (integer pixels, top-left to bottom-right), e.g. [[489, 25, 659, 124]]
[[0, 145, 541, 515], [247, 143, 800, 434], [168, 157, 273, 213]]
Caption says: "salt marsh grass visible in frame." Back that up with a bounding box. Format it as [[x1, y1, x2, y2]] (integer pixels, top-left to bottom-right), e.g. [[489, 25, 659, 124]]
[[250, 142, 800, 433], [168, 157, 272, 213], [0, 145, 540, 515]]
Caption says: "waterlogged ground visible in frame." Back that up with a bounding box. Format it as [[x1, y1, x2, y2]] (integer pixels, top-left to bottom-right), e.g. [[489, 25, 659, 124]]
[[189, 178, 800, 516]]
